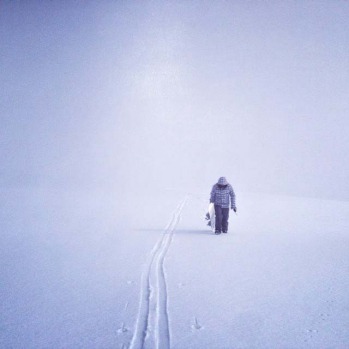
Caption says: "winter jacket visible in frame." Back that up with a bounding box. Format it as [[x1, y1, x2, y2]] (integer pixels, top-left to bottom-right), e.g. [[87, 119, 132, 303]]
[[210, 178, 236, 209]]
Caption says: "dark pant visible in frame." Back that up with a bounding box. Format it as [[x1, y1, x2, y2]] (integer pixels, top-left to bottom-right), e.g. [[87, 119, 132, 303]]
[[214, 205, 229, 232]]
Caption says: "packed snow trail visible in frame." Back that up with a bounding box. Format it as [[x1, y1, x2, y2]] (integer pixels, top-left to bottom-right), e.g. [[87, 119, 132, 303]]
[[129, 196, 188, 349]]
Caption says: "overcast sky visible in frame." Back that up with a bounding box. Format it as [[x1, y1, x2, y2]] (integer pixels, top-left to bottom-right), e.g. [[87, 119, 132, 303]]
[[1, 1, 349, 200]]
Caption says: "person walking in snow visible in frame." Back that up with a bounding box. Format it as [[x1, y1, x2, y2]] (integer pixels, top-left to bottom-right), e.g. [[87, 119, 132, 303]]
[[210, 177, 236, 234]]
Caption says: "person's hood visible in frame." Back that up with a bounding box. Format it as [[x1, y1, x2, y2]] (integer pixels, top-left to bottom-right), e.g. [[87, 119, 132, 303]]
[[217, 177, 228, 186]]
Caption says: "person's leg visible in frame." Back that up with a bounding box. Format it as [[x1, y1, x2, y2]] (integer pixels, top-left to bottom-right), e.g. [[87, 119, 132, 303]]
[[222, 208, 230, 233], [214, 205, 222, 233]]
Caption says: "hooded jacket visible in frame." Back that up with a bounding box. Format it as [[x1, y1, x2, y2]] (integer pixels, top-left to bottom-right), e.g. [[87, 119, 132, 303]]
[[210, 177, 236, 209]]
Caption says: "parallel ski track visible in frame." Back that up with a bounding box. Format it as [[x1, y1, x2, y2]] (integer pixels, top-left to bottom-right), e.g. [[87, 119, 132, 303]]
[[129, 196, 188, 349]]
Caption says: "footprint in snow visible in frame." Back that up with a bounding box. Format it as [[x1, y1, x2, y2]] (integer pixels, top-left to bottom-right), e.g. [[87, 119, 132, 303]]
[[117, 323, 129, 335], [306, 329, 318, 334], [191, 317, 202, 331], [320, 313, 330, 320]]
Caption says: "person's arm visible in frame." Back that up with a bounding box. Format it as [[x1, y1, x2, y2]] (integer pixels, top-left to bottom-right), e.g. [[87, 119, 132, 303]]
[[210, 185, 216, 203], [230, 186, 236, 211]]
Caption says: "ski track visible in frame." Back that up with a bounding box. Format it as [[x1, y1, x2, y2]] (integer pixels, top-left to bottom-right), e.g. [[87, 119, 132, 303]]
[[129, 196, 188, 349]]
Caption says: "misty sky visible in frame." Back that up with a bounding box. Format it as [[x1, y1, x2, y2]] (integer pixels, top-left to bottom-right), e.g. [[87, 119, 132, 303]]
[[1, 1, 349, 200]]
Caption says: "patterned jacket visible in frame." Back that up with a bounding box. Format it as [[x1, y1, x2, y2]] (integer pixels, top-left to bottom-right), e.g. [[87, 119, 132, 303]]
[[210, 182, 236, 209]]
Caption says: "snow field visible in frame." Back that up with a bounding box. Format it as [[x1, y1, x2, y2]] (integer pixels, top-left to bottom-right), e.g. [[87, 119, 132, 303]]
[[1, 188, 348, 348]]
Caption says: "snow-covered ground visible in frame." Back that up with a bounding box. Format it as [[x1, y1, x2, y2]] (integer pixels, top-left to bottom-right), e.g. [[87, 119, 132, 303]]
[[1, 187, 349, 348]]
